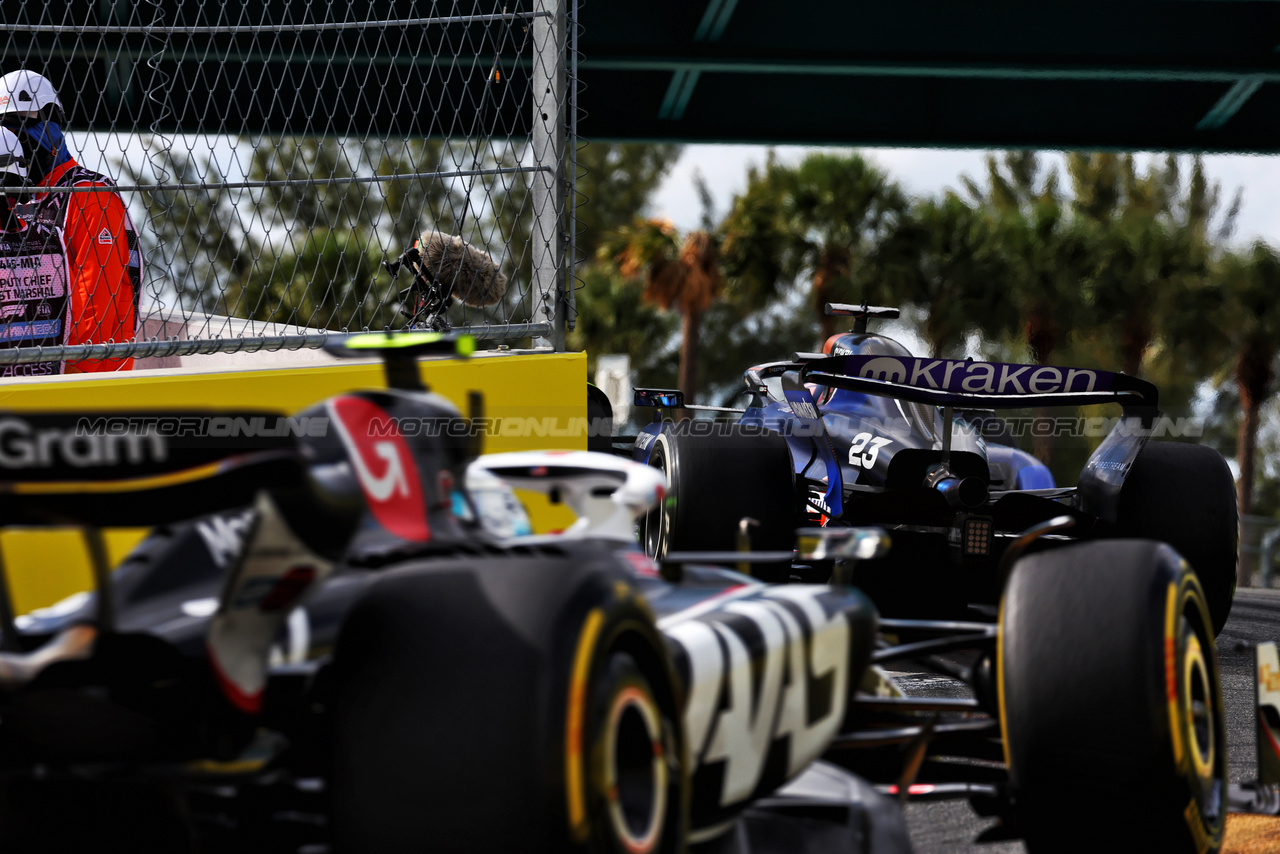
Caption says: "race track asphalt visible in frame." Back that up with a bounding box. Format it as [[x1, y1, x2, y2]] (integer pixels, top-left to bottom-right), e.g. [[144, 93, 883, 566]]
[[895, 587, 1280, 853]]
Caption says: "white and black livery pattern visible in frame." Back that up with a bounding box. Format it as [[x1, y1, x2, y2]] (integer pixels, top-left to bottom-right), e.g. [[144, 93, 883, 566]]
[[660, 583, 875, 838]]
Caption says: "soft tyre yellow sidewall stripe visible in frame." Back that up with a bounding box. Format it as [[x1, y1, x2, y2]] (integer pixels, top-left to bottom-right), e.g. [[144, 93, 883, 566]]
[[1165, 580, 1184, 771], [566, 608, 605, 842], [997, 595, 1011, 772]]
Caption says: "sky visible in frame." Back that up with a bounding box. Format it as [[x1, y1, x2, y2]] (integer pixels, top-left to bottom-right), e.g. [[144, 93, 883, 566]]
[[649, 145, 1280, 247]]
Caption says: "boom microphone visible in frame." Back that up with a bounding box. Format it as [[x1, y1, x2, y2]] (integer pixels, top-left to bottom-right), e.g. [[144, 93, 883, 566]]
[[384, 230, 509, 331], [416, 230, 508, 308]]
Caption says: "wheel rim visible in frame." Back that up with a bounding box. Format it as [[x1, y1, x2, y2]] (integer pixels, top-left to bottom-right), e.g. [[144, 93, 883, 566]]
[[604, 687, 667, 854], [643, 450, 671, 559], [1172, 582, 1226, 844], [643, 499, 666, 558], [1182, 625, 1216, 782]]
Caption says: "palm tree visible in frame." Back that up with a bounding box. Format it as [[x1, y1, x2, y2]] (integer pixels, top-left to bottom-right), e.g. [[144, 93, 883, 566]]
[[1082, 216, 1202, 375], [965, 153, 1091, 368], [1069, 154, 1228, 376], [1208, 243, 1280, 528], [572, 143, 684, 258], [719, 161, 790, 316], [566, 265, 677, 384], [720, 152, 908, 342], [996, 196, 1094, 368], [874, 193, 1013, 358], [963, 153, 1094, 467], [598, 219, 722, 400]]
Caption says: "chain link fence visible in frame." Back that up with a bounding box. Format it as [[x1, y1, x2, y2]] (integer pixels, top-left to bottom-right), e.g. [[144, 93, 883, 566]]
[[0, 0, 576, 373]]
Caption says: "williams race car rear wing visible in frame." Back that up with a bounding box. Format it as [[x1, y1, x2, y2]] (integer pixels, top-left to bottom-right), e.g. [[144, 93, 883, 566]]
[[796, 354, 1163, 525], [799, 354, 1159, 418]]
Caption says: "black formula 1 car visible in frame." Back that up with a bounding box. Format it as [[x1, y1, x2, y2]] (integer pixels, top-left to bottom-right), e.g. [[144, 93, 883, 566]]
[[631, 303, 1239, 637], [0, 333, 914, 854], [0, 332, 1230, 853]]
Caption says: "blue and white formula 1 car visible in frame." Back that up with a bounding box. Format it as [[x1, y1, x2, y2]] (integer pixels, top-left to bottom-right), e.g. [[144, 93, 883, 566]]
[[631, 303, 1238, 637]]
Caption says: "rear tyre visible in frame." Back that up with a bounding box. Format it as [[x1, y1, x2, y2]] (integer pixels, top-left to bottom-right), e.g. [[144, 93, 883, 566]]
[[1113, 440, 1238, 635], [328, 552, 687, 854], [642, 426, 795, 581], [587, 384, 614, 454], [1000, 540, 1225, 854]]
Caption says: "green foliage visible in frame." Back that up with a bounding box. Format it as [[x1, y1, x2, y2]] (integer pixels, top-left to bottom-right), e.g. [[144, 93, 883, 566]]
[[874, 193, 1013, 358], [225, 230, 389, 331], [719, 160, 790, 312], [125, 136, 473, 329], [572, 143, 683, 259], [130, 133, 1280, 518], [696, 295, 820, 402], [567, 265, 677, 384], [719, 151, 908, 340], [1209, 241, 1280, 404], [1068, 153, 1230, 376]]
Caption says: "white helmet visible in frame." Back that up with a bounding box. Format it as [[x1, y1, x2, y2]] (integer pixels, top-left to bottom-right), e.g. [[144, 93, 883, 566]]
[[0, 70, 63, 118], [0, 128, 28, 182]]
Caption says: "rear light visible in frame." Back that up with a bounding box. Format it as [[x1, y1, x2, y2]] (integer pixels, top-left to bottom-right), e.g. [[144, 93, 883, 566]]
[[949, 514, 993, 559]]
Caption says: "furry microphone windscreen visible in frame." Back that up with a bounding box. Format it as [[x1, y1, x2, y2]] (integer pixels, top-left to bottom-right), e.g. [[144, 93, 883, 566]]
[[418, 230, 508, 307]]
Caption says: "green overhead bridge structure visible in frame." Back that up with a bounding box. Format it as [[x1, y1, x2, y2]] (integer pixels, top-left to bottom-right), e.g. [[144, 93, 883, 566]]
[[579, 0, 1280, 151], [9, 0, 1280, 152]]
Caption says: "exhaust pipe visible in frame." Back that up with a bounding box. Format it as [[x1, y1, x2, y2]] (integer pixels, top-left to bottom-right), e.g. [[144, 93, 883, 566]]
[[924, 465, 988, 509]]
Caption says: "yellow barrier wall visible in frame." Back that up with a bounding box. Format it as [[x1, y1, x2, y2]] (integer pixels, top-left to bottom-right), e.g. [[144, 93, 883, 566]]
[[0, 351, 586, 613]]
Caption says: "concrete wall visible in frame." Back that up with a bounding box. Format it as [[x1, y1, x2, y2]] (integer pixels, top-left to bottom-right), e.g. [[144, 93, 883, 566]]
[[133, 313, 336, 372]]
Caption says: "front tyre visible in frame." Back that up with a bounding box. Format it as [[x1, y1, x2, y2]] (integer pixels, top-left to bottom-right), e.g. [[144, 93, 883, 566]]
[[1000, 540, 1225, 854]]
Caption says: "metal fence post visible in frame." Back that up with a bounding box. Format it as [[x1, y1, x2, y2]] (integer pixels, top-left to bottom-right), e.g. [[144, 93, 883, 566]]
[[531, 0, 568, 350], [565, 0, 580, 337]]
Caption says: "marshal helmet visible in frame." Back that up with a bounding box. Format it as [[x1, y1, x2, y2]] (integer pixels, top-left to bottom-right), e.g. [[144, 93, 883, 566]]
[[0, 70, 65, 124]]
